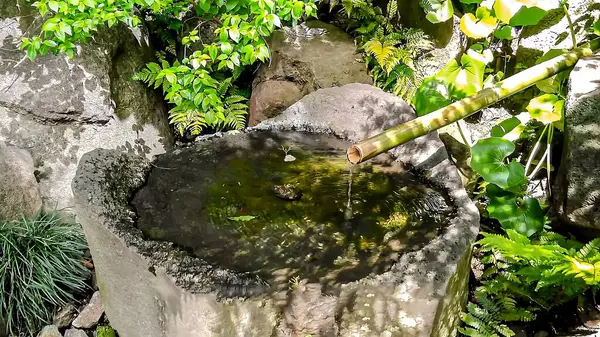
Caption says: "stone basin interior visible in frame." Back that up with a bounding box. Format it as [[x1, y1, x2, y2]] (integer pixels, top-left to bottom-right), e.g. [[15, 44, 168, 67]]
[[132, 131, 455, 289]]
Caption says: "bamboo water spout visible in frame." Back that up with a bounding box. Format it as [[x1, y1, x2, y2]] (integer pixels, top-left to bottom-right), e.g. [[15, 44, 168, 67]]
[[347, 39, 600, 165]]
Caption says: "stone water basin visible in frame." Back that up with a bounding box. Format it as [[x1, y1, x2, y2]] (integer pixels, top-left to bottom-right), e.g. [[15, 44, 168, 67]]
[[132, 131, 454, 289], [72, 84, 479, 337]]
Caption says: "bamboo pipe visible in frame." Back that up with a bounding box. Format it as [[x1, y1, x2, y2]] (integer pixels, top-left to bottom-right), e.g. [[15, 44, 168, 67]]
[[347, 39, 600, 164]]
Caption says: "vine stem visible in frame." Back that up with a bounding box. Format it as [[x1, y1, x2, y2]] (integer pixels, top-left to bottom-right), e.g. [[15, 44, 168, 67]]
[[525, 124, 549, 175], [546, 126, 554, 195], [529, 146, 549, 179], [457, 120, 472, 147], [563, 4, 577, 49]]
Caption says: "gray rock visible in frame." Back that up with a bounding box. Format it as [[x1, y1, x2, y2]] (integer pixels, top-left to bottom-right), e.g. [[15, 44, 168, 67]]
[[37, 325, 61, 337], [249, 21, 372, 125], [53, 304, 77, 329], [72, 291, 104, 329], [554, 54, 600, 229], [0, 141, 42, 220], [0, 0, 172, 215], [248, 81, 303, 126], [72, 84, 479, 337], [63, 328, 88, 337]]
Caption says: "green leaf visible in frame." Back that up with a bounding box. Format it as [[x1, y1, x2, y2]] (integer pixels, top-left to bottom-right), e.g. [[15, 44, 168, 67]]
[[425, 0, 454, 23], [164, 72, 177, 84], [228, 27, 240, 43], [292, 1, 304, 19], [491, 116, 525, 141], [486, 184, 545, 237], [494, 0, 558, 26], [471, 137, 526, 190], [494, 25, 514, 40], [594, 19, 600, 36], [526, 94, 564, 129], [220, 42, 233, 55], [437, 54, 485, 99], [267, 14, 281, 27], [59, 22, 72, 36], [26, 46, 38, 61], [413, 77, 453, 116], [48, 0, 59, 12], [460, 10, 497, 39]]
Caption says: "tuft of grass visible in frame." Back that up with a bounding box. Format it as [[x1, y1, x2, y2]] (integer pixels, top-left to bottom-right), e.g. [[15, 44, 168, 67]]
[[0, 213, 89, 336]]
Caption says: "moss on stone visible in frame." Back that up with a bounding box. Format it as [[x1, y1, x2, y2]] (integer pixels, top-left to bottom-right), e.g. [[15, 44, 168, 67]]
[[97, 326, 117, 337]]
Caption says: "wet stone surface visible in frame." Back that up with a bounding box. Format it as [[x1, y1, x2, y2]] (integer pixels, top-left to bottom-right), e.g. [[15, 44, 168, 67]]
[[132, 131, 455, 288]]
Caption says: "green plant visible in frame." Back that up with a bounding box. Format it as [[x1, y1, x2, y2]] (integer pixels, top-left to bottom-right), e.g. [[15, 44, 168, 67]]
[[23, 0, 318, 136], [459, 293, 535, 337], [97, 325, 117, 337], [333, 0, 433, 102], [460, 229, 600, 337], [0, 214, 89, 336]]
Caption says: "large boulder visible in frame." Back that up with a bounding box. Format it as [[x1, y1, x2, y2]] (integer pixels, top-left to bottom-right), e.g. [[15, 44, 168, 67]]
[[0, 0, 173, 213], [248, 20, 372, 126], [0, 141, 41, 220], [554, 54, 600, 229], [73, 84, 479, 337]]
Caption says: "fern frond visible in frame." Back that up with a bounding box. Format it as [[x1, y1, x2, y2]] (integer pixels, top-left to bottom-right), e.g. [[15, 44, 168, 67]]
[[458, 326, 492, 337], [577, 238, 600, 260], [363, 40, 396, 69], [404, 29, 433, 53], [218, 77, 233, 96], [386, 0, 398, 20]]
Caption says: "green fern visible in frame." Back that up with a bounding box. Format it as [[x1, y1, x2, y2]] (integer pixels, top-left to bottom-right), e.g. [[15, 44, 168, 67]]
[[459, 295, 519, 337], [460, 228, 600, 336]]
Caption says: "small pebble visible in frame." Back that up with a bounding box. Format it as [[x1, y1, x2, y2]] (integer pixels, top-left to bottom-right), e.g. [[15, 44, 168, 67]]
[[73, 291, 104, 329], [53, 303, 77, 328], [64, 328, 88, 337], [37, 325, 61, 337]]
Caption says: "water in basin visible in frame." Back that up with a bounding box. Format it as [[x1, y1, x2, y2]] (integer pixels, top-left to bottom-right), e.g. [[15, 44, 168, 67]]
[[132, 131, 454, 287]]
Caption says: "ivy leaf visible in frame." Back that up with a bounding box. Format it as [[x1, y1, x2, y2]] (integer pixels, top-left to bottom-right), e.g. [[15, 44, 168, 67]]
[[467, 48, 494, 65], [491, 116, 526, 141], [486, 184, 545, 237], [460, 7, 497, 39], [526, 94, 564, 130], [494, 25, 515, 40], [493, 0, 559, 26], [425, 0, 454, 24], [413, 77, 453, 116], [471, 137, 527, 190], [437, 54, 485, 99]]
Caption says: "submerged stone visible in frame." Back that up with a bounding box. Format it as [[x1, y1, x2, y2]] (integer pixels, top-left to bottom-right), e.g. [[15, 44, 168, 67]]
[[132, 131, 454, 286]]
